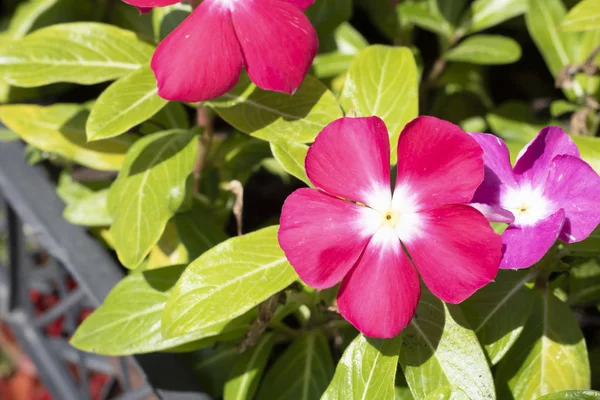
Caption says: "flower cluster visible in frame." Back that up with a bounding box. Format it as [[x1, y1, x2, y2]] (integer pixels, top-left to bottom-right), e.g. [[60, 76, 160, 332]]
[[279, 116, 600, 338], [123, 0, 318, 102]]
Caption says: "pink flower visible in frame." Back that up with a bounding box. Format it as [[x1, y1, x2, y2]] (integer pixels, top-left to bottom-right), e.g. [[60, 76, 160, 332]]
[[123, 0, 318, 102], [470, 128, 600, 270], [278, 116, 502, 338]]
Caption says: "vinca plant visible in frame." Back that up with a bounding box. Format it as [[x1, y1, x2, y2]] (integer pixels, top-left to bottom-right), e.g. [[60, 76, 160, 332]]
[[1, 0, 600, 399]]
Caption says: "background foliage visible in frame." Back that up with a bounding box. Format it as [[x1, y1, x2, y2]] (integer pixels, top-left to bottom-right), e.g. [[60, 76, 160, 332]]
[[1, 0, 600, 399]]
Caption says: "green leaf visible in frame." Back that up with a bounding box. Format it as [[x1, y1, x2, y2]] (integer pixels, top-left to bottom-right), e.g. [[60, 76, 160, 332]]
[[141, 101, 190, 134], [550, 100, 579, 117], [460, 270, 536, 365], [193, 343, 241, 399], [63, 188, 113, 226], [152, 3, 191, 42], [425, 386, 470, 400], [525, 0, 579, 83], [0, 129, 19, 142], [567, 258, 600, 306], [356, 0, 400, 39], [334, 22, 369, 54], [340, 45, 418, 163], [322, 334, 402, 400], [109, 2, 153, 41], [486, 100, 549, 142], [399, 290, 495, 400], [397, 2, 453, 38], [306, 0, 352, 35], [462, 0, 526, 33], [209, 74, 343, 143], [163, 226, 297, 339], [537, 390, 600, 399], [496, 290, 590, 399], [0, 23, 154, 87], [269, 139, 311, 186], [445, 35, 522, 65], [224, 333, 275, 400], [174, 200, 229, 262], [0, 104, 132, 171], [257, 331, 334, 400], [561, 0, 600, 32], [572, 136, 600, 174], [431, 0, 468, 27], [313, 53, 357, 79], [87, 66, 167, 141], [70, 265, 249, 355], [108, 129, 198, 268]]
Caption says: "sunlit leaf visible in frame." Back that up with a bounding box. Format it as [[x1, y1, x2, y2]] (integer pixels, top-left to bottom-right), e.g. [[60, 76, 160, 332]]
[[340, 45, 418, 163], [71, 265, 249, 355], [561, 0, 600, 32], [537, 390, 600, 399], [322, 334, 402, 400], [0, 104, 132, 171], [399, 291, 495, 399], [0, 23, 153, 87], [163, 226, 297, 339], [496, 290, 590, 398], [87, 66, 166, 141], [63, 188, 113, 227], [209, 75, 343, 143], [461, 0, 526, 33], [269, 139, 311, 186], [108, 129, 198, 268]]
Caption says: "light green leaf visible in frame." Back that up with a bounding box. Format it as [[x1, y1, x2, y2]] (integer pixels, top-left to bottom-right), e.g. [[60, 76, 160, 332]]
[[550, 100, 579, 117], [257, 331, 334, 400], [0, 129, 19, 142], [209, 75, 343, 143], [225, 333, 275, 400], [5, 0, 60, 38], [70, 265, 249, 355], [340, 45, 418, 163], [63, 189, 113, 227], [537, 390, 600, 399], [425, 386, 470, 400], [0, 104, 132, 171], [0, 23, 154, 87], [496, 290, 590, 399], [108, 129, 198, 268], [163, 226, 297, 339], [270, 139, 311, 186], [572, 136, 600, 174], [561, 0, 600, 32], [313, 53, 357, 79], [397, 2, 453, 38], [445, 35, 522, 65], [334, 22, 369, 55], [87, 66, 166, 141], [322, 334, 402, 400], [462, 0, 526, 33], [399, 291, 495, 400], [152, 3, 191, 42], [525, 0, 581, 94], [306, 0, 352, 35], [460, 270, 536, 365]]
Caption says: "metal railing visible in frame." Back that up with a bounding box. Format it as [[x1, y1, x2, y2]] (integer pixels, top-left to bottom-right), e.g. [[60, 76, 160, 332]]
[[0, 140, 210, 400]]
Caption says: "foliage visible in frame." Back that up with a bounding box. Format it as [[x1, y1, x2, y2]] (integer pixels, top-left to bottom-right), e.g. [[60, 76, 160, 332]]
[[1, 0, 600, 399]]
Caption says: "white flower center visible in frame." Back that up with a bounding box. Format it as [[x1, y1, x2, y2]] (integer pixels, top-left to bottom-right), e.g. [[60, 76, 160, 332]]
[[212, 0, 237, 10], [501, 185, 553, 226]]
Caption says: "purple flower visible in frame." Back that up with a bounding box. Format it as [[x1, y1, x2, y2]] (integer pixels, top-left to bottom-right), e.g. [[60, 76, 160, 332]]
[[470, 127, 600, 270]]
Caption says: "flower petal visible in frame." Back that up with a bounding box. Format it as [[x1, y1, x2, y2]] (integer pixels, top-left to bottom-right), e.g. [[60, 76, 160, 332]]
[[337, 228, 420, 338], [513, 126, 580, 187], [122, 0, 180, 7], [231, 0, 318, 94], [136, 6, 153, 13], [278, 188, 380, 290], [403, 205, 501, 304], [469, 133, 519, 207], [501, 210, 565, 270], [281, 0, 315, 10], [543, 155, 600, 243], [395, 116, 484, 211], [306, 117, 392, 211], [470, 203, 515, 223], [151, 2, 243, 102]]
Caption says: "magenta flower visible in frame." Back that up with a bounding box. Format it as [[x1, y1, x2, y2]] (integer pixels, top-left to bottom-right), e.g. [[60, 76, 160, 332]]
[[470, 127, 600, 270], [123, 0, 318, 102], [278, 116, 502, 338]]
